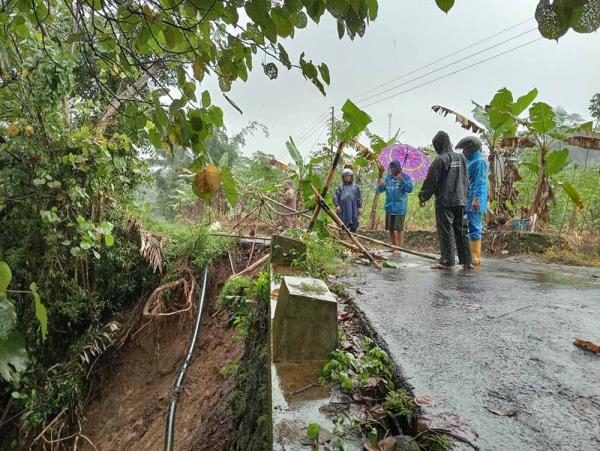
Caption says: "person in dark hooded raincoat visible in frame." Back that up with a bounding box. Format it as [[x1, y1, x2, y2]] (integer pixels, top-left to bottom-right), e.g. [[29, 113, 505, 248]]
[[418, 131, 473, 270], [333, 168, 362, 232]]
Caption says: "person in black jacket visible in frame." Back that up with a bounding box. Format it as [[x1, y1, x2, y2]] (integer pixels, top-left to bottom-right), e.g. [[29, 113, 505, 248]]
[[418, 131, 473, 270]]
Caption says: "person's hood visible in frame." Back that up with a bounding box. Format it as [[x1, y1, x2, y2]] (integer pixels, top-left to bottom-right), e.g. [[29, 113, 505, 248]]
[[432, 131, 452, 154], [388, 159, 403, 173]]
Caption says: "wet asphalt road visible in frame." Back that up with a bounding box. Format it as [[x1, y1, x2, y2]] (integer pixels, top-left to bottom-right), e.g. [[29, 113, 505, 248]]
[[339, 256, 600, 451]]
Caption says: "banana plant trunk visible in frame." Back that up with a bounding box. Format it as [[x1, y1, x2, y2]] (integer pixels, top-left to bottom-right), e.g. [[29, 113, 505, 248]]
[[369, 166, 385, 230], [369, 191, 381, 230], [529, 145, 552, 227]]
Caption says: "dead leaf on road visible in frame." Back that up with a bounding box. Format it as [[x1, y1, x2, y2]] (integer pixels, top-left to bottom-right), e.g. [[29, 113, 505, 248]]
[[339, 311, 351, 321], [417, 413, 478, 448], [485, 405, 519, 417], [573, 398, 600, 414], [415, 396, 442, 407], [574, 338, 600, 354]]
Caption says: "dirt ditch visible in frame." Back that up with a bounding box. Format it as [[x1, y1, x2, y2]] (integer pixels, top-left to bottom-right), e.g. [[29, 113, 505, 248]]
[[80, 264, 243, 451]]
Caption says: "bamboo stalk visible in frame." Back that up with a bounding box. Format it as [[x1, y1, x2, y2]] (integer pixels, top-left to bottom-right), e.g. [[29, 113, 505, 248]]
[[231, 254, 269, 279], [261, 191, 437, 261], [343, 230, 438, 261], [308, 141, 345, 231], [207, 232, 271, 241]]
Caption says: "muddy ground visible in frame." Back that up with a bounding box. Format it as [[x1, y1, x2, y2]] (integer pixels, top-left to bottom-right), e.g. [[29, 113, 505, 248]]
[[80, 267, 242, 451]]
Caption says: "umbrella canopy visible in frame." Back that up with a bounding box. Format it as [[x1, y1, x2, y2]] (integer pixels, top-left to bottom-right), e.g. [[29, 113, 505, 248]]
[[378, 143, 430, 181]]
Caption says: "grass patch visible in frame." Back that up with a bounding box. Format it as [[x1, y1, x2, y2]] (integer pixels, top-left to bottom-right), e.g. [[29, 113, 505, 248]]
[[383, 389, 415, 423], [418, 433, 455, 451]]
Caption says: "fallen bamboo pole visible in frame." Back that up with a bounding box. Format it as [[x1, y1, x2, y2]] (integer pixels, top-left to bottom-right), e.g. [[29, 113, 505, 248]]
[[311, 185, 381, 270], [208, 232, 271, 241], [261, 191, 438, 261], [307, 141, 345, 231], [231, 254, 269, 279], [342, 230, 438, 261], [259, 193, 312, 219]]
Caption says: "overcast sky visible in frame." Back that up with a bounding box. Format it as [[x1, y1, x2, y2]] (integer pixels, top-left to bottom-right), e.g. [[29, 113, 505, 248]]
[[202, 0, 600, 162]]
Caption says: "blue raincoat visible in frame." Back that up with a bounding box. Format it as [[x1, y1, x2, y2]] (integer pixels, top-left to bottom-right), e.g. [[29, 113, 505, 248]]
[[333, 181, 362, 231], [466, 151, 488, 240], [376, 162, 414, 216]]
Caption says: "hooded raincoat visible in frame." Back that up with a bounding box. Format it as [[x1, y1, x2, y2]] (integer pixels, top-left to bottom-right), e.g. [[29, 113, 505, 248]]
[[419, 132, 472, 267], [376, 160, 414, 216], [333, 175, 362, 232], [419, 132, 469, 207], [466, 150, 488, 240]]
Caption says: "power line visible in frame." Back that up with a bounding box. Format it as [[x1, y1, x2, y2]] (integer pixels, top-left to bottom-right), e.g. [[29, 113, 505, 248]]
[[296, 118, 329, 146], [360, 37, 542, 109], [290, 17, 536, 147], [293, 110, 329, 142], [348, 17, 534, 103], [353, 28, 537, 105]]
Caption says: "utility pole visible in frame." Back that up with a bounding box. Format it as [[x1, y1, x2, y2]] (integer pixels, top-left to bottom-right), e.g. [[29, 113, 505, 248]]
[[330, 106, 335, 154], [387, 113, 392, 140]]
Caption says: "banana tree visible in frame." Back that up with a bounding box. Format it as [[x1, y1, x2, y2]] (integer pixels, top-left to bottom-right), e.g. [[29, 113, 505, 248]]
[[514, 102, 598, 228], [431, 88, 538, 222]]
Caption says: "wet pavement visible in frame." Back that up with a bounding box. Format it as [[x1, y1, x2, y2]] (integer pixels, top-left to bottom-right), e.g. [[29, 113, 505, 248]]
[[339, 256, 600, 451]]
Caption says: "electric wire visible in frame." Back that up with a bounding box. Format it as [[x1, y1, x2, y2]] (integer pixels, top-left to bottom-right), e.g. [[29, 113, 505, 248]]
[[359, 37, 542, 109]]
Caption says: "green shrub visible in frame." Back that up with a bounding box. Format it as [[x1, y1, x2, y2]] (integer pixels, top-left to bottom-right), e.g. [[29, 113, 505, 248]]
[[383, 389, 415, 423]]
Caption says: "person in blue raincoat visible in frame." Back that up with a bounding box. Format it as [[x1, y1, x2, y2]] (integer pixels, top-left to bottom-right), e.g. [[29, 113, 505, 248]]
[[333, 168, 362, 232], [456, 136, 488, 266], [377, 160, 414, 251]]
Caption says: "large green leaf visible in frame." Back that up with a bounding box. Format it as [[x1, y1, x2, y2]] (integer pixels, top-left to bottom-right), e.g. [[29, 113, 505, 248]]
[[471, 102, 491, 130], [30, 283, 48, 341], [0, 261, 11, 293], [341, 99, 372, 140], [0, 330, 28, 383], [529, 102, 557, 134], [561, 181, 584, 209], [488, 88, 514, 130], [546, 148, 570, 175], [513, 88, 539, 116], [286, 136, 304, 166], [0, 297, 16, 341], [221, 166, 239, 207], [536, 0, 600, 40], [520, 161, 540, 174], [435, 0, 455, 13]]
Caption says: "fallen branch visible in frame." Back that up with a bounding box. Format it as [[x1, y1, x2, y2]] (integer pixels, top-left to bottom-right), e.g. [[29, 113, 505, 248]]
[[231, 254, 269, 279], [207, 232, 271, 241], [289, 382, 318, 396], [339, 230, 439, 261]]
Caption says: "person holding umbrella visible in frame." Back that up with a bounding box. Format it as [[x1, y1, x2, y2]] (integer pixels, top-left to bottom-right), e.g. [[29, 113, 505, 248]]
[[377, 160, 414, 251], [456, 136, 488, 266], [418, 131, 473, 270], [333, 168, 363, 232]]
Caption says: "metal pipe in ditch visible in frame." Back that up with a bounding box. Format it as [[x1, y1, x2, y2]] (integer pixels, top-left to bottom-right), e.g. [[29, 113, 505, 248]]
[[164, 266, 209, 451]]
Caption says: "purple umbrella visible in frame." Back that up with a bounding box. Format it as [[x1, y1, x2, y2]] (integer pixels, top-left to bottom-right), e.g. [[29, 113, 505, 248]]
[[378, 143, 430, 181]]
